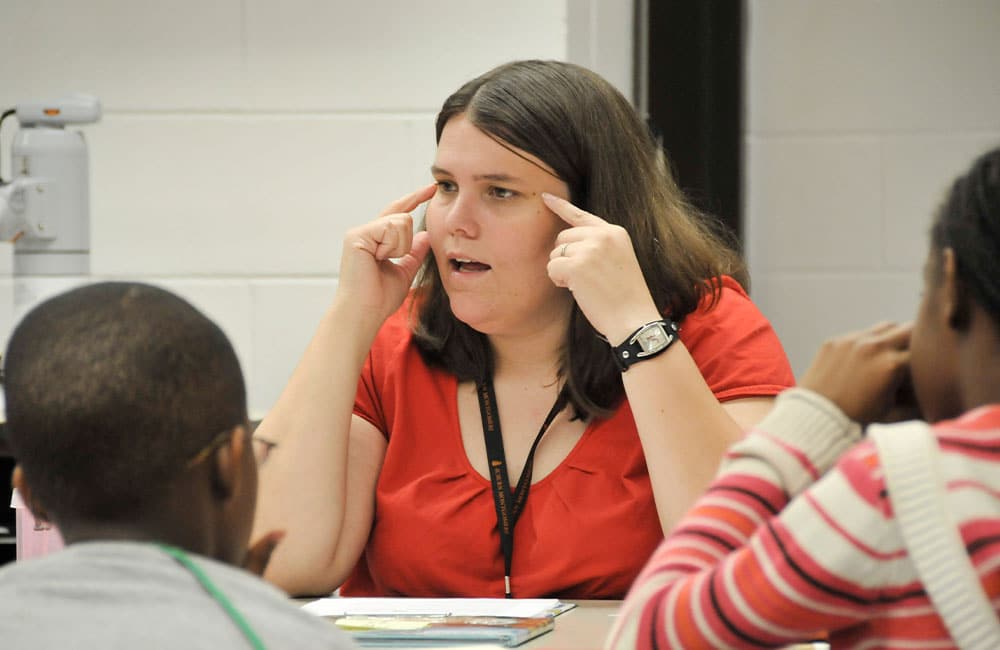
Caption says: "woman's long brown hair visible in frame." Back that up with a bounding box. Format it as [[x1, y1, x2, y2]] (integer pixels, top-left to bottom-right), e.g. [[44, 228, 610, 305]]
[[412, 60, 746, 419]]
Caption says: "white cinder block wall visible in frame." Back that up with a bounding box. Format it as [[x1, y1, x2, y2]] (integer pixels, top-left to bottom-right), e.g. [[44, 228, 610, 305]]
[[4, 0, 999, 415], [0, 0, 632, 417], [746, 0, 1000, 377]]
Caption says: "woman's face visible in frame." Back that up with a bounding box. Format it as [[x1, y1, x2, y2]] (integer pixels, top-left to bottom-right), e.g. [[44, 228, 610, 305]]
[[909, 248, 963, 422], [426, 115, 574, 337]]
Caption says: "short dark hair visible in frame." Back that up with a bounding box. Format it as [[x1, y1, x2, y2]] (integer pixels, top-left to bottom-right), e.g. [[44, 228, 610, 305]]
[[930, 145, 1000, 325], [2, 282, 247, 527], [412, 60, 746, 418]]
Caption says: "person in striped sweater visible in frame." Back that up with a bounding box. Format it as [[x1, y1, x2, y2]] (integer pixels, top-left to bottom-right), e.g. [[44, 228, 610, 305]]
[[607, 146, 1000, 649]]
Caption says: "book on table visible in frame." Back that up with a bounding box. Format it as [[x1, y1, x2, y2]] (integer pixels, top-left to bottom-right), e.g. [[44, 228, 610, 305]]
[[301, 597, 572, 647], [332, 613, 554, 647]]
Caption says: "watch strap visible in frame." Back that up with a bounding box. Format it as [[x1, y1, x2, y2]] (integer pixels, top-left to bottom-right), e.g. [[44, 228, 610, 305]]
[[612, 319, 679, 372]]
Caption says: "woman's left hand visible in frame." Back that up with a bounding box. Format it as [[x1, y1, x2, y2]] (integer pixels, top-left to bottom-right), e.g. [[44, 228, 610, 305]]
[[543, 193, 661, 345]]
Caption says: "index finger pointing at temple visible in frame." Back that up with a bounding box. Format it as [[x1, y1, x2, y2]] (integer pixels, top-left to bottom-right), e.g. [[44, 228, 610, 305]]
[[379, 183, 438, 217], [541, 192, 606, 227]]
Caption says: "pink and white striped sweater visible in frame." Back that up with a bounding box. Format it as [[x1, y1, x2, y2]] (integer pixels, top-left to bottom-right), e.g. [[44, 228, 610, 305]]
[[607, 388, 1000, 649]]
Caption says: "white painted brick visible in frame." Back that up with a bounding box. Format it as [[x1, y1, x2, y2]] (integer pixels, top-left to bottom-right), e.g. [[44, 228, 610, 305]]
[[243, 0, 568, 111], [747, 1, 889, 134], [866, 0, 1000, 133], [88, 115, 431, 276], [747, 0, 1000, 134], [0, 0, 244, 111], [566, 0, 634, 99], [248, 279, 339, 416], [746, 136, 882, 271], [1, 1, 571, 114], [0, 243, 12, 275], [747, 1, 1000, 375], [882, 134, 1000, 269], [753, 271, 922, 378]]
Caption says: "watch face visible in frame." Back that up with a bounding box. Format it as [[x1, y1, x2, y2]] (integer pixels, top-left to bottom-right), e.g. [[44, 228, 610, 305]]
[[636, 324, 670, 354]]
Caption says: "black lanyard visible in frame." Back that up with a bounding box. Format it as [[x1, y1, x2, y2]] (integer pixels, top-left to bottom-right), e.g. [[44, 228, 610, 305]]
[[476, 376, 566, 598]]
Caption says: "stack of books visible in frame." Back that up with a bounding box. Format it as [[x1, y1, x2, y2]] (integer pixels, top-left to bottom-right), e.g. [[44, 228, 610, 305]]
[[301, 597, 572, 647]]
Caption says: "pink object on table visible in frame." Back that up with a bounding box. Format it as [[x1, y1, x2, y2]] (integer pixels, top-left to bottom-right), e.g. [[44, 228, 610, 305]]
[[10, 488, 64, 560]]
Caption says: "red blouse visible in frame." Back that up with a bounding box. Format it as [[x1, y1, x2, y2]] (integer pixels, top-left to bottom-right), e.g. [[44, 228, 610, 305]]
[[343, 277, 794, 598]]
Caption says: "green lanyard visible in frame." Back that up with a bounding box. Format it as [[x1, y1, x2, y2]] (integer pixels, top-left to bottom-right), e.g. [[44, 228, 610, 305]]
[[157, 543, 267, 650]]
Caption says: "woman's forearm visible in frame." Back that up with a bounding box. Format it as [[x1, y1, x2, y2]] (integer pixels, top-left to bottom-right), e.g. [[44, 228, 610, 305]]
[[622, 342, 750, 535], [251, 296, 383, 592]]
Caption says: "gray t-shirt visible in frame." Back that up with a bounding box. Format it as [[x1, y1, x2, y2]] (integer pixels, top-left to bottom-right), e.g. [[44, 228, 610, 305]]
[[0, 541, 354, 649]]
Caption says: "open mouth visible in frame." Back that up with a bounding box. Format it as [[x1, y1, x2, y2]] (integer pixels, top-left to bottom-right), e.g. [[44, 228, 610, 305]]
[[450, 258, 492, 273]]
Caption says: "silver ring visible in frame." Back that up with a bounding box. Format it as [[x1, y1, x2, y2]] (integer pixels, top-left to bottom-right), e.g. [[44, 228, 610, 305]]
[[560, 243, 569, 257]]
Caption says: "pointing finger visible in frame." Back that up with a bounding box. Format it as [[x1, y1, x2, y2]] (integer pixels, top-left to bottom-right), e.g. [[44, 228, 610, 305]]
[[379, 183, 437, 217], [541, 192, 606, 227]]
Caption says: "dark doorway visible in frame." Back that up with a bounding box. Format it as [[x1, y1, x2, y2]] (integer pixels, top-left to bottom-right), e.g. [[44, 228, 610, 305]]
[[638, 0, 745, 247]]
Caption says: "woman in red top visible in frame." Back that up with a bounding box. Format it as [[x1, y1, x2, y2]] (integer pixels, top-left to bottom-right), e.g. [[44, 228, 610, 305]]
[[252, 60, 794, 597]]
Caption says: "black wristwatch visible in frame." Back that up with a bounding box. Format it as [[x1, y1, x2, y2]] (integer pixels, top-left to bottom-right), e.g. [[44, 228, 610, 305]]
[[612, 319, 679, 372]]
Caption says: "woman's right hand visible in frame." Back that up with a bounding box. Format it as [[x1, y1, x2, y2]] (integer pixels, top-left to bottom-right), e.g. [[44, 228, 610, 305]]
[[335, 184, 436, 324]]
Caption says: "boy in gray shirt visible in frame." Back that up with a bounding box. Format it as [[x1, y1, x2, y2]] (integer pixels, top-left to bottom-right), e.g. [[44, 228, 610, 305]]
[[0, 282, 353, 649]]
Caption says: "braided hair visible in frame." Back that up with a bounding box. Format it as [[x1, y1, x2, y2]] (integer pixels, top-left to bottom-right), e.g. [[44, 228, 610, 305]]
[[931, 146, 1000, 325]]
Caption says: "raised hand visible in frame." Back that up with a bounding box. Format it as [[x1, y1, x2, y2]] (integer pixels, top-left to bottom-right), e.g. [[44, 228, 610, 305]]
[[336, 184, 436, 325], [542, 193, 661, 345], [799, 321, 913, 424]]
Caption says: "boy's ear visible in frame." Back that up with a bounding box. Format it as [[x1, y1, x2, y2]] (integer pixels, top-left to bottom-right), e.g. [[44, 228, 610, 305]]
[[11, 464, 28, 502], [210, 425, 249, 500], [11, 464, 51, 523], [941, 248, 971, 330]]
